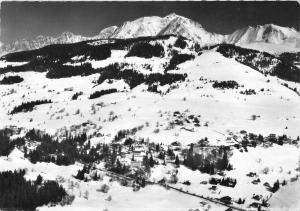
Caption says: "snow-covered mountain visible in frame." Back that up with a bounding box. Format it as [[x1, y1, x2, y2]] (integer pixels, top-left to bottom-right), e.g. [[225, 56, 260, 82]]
[[227, 24, 299, 44], [0, 13, 225, 56], [107, 13, 225, 46], [226, 24, 300, 54], [0, 32, 90, 56], [1, 14, 300, 56]]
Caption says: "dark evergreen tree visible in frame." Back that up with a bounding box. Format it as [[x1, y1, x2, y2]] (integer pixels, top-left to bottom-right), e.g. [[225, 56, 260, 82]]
[[0, 131, 14, 156], [149, 154, 155, 167], [270, 180, 280, 193], [143, 156, 151, 174], [155, 144, 160, 152], [175, 155, 180, 166], [35, 174, 43, 186], [158, 152, 165, 160]]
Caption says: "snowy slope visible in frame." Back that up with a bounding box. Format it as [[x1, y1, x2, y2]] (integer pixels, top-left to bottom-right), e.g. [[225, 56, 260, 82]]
[[1, 48, 300, 142], [269, 179, 300, 210]]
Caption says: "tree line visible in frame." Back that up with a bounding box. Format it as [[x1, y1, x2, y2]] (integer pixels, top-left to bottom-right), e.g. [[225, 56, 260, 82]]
[[10, 99, 52, 114], [89, 89, 118, 99], [212, 80, 239, 89], [0, 34, 175, 75], [97, 63, 186, 89], [0, 75, 24, 84]]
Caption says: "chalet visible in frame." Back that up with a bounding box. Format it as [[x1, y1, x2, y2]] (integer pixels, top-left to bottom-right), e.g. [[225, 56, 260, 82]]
[[249, 202, 261, 209], [263, 141, 273, 147], [225, 137, 235, 144], [172, 146, 181, 151], [219, 196, 232, 205], [133, 150, 144, 159], [246, 172, 257, 177], [240, 130, 247, 134], [226, 137, 232, 141], [209, 185, 217, 191], [170, 141, 182, 151], [171, 141, 181, 146], [252, 178, 260, 185], [131, 160, 142, 168], [181, 126, 194, 132], [132, 144, 146, 160], [192, 144, 208, 155]]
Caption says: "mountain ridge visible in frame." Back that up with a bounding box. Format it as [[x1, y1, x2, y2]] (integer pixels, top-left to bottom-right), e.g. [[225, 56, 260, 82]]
[[1, 13, 299, 56]]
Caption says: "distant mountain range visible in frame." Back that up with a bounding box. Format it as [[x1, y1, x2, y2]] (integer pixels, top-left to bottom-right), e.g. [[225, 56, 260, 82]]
[[1, 13, 300, 56]]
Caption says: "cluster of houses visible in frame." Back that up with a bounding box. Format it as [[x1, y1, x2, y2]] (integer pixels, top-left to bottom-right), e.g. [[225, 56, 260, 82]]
[[112, 138, 184, 169], [107, 129, 298, 173]]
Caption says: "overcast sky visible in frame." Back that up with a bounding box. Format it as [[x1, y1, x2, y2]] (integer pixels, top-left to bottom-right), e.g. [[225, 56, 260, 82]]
[[1, 1, 299, 44]]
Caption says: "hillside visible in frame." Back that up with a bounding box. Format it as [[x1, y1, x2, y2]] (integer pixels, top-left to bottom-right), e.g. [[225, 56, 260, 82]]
[[0, 35, 300, 210]]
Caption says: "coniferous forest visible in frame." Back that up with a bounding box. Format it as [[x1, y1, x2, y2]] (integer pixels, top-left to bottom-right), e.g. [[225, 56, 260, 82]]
[[126, 42, 165, 58], [0, 170, 67, 210], [183, 145, 233, 174], [0, 75, 24, 84]]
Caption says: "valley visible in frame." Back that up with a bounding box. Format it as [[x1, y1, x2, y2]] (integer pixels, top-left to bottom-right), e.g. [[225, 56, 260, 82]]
[[0, 12, 300, 211]]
